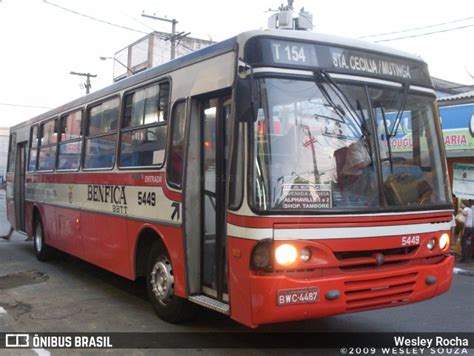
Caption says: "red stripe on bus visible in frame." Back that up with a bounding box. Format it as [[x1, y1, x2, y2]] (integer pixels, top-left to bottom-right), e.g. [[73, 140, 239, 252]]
[[24, 172, 182, 202], [227, 211, 452, 228]]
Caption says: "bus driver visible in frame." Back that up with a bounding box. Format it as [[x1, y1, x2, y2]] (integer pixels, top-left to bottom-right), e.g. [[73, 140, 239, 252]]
[[341, 139, 377, 205]]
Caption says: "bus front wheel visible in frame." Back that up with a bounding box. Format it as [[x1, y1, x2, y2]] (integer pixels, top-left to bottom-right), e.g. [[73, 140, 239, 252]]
[[33, 216, 54, 261], [146, 241, 196, 323]]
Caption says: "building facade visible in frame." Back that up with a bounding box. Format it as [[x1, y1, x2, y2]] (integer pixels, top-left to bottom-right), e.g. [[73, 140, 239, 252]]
[[437, 91, 474, 204], [113, 31, 214, 82]]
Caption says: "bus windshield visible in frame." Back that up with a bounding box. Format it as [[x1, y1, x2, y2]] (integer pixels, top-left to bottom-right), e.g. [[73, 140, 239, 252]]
[[252, 77, 450, 212]]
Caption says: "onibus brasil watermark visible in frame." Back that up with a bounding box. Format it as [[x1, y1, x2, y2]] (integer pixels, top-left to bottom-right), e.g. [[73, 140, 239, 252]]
[[5, 334, 112, 348]]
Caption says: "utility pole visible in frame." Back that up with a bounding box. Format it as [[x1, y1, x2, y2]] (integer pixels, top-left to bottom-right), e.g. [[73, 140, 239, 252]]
[[70, 71, 97, 94], [141, 13, 178, 60]]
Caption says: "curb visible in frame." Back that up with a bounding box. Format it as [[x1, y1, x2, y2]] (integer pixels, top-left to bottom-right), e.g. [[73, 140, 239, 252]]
[[453, 267, 474, 277]]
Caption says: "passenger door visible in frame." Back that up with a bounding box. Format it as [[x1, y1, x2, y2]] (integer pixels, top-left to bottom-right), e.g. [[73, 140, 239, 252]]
[[183, 93, 230, 304], [201, 96, 230, 300], [14, 141, 27, 232]]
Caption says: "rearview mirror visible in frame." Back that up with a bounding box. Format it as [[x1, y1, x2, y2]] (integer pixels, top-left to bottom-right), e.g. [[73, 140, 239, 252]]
[[235, 77, 258, 123]]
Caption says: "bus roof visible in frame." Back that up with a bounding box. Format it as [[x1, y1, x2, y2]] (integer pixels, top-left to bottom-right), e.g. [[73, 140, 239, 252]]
[[12, 29, 424, 131], [237, 29, 423, 62]]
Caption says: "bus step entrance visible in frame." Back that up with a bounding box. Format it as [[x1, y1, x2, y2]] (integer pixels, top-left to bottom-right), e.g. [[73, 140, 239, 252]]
[[188, 295, 230, 315]]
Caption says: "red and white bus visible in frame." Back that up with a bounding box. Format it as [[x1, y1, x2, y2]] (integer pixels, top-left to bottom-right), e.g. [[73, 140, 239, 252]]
[[6, 30, 454, 328]]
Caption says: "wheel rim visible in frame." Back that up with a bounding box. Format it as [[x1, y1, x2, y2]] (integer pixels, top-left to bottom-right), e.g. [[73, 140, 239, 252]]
[[150, 256, 174, 305], [35, 223, 43, 252]]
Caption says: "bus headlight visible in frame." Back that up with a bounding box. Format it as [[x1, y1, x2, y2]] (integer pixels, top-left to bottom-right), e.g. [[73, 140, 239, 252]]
[[439, 233, 450, 251], [250, 240, 272, 271], [275, 244, 298, 266], [426, 238, 436, 251], [300, 247, 312, 262]]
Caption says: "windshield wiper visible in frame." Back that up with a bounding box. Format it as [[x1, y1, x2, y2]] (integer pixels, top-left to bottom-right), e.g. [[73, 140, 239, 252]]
[[315, 91, 360, 140], [374, 84, 409, 174], [314, 69, 373, 160], [377, 105, 394, 173], [356, 99, 373, 159], [313, 73, 347, 120], [389, 83, 409, 138], [315, 70, 371, 137]]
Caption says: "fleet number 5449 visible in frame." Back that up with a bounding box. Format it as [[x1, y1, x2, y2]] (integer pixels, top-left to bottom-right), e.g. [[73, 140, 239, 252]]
[[401, 235, 420, 246]]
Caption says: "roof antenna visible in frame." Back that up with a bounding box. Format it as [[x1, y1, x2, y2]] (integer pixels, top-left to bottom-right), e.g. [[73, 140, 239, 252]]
[[267, 0, 313, 31]]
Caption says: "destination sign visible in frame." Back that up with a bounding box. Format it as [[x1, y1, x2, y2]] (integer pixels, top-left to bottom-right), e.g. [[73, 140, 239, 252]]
[[329, 47, 412, 80], [269, 40, 318, 66], [245, 37, 431, 87]]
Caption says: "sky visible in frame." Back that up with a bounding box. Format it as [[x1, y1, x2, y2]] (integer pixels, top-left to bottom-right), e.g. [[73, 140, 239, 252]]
[[0, 0, 473, 127]]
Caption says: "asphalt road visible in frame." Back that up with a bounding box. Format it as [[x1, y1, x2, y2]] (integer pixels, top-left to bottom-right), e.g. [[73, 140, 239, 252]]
[[1, 191, 473, 355]]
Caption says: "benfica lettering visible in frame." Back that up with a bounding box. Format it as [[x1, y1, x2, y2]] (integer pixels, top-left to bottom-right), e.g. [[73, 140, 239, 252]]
[[87, 185, 127, 205]]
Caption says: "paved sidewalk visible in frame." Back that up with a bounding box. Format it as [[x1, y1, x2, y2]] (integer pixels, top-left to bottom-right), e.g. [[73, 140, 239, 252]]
[[454, 258, 474, 276], [451, 236, 474, 276]]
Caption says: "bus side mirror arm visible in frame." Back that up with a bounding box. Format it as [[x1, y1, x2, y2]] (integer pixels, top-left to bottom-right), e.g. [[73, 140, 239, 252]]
[[235, 62, 258, 123]]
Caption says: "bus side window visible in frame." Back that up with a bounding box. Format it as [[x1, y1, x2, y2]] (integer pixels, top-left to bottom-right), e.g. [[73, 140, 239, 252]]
[[37, 118, 58, 171], [27, 126, 38, 171], [58, 110, 83, 170], [84, 97, 120, 169], [7, 133, 17, 173], [167, 101, 186, 187], [119, 81, 169, 168], [229, 124, 244, 210]]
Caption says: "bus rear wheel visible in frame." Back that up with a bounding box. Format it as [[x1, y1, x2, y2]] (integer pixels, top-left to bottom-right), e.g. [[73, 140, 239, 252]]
[[146, 241, 196, 323], [33, 216, 54, 261]]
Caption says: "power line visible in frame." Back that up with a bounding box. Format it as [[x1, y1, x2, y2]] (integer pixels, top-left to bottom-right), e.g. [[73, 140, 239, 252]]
[[0, 102, 52, 109], [360, 16, 474, 39], [122, 13, 156, 32], [374, 23, 474, 42], [43, 0, 148, 35]]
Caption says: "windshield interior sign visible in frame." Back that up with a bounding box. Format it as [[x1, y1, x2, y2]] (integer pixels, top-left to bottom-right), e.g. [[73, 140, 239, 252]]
[[279, 183, 332, 209]]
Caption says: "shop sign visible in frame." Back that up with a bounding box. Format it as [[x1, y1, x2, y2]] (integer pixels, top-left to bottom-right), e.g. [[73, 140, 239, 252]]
[[439, 103, 474, 151], [452, 163, 474, 199], [388, 103, 474, 153]]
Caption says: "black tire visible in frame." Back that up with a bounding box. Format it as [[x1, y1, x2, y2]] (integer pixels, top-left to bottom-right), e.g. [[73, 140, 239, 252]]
[[146, 240, 196, 323], [33, 216, 54, 261]]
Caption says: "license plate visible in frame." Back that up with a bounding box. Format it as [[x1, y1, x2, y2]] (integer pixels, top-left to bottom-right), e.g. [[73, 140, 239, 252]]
[[277, 287, 319, 306]]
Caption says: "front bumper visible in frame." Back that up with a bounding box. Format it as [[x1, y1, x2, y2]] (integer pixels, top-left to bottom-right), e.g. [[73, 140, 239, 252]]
[[250, 254, 454, 325]]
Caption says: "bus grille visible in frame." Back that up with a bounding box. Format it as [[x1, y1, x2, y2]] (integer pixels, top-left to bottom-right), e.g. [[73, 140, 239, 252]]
[[344, 272, 417, 312], [335, 246, 417, 261]]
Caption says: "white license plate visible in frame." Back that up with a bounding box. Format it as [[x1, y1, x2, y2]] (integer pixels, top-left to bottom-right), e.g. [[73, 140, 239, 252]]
[[277, 287, 319, 306]]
